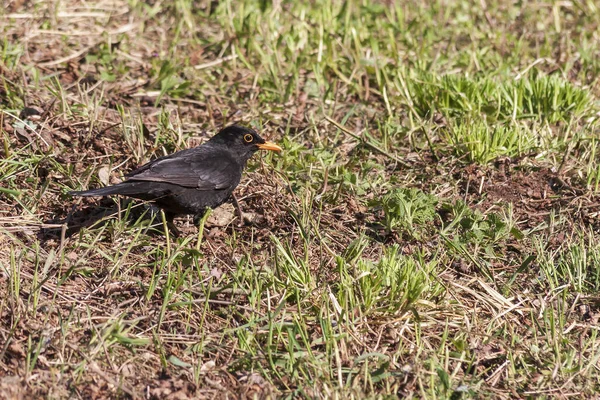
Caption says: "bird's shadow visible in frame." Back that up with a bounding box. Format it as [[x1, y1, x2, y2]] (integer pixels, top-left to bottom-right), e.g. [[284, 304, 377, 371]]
[[39, 199, 168, 242]]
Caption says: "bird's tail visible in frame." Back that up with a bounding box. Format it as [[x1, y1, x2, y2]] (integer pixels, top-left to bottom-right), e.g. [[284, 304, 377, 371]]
[[69, 182, 144, 197]]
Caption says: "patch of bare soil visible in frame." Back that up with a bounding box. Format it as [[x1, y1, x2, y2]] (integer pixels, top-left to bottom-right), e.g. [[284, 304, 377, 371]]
[[458, 161, 600, 231]]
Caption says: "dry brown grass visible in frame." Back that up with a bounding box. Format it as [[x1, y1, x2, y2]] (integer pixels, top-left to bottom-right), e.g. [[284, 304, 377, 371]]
[[2, 0, 600, 398]]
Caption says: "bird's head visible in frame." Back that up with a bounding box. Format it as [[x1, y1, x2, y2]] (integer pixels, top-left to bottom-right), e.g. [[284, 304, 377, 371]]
[[209, 125, 282, 159]]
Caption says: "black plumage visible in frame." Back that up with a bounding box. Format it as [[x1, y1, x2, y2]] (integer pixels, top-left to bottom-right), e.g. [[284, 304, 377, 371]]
[[70, 125, 282, 224]]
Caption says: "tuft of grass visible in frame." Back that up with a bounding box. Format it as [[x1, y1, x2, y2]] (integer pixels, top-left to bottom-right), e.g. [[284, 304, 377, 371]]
[[409, 71, 594, 124], [353, 245, 440, 314], [446, 120, 537, 164], [2, 0, 600, 398]]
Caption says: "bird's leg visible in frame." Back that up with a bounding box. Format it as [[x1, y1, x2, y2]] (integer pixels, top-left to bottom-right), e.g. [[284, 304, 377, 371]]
[[193, 208, 213, 251], [230, 193, 244, 227], [166, 219, 181, 238], [193, 208, 214, 225], [192, 212, 204, 226], [145, 204, 180, 237], [162, 211, 181, 238], [145, 203, 162, 220]]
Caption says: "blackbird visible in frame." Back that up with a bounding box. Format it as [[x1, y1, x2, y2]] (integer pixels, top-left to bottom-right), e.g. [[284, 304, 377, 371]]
[[70, 125, 282, 229]]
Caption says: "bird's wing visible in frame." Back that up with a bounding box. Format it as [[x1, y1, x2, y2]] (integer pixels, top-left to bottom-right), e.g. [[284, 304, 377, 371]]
[[125, 148, 239, 190]]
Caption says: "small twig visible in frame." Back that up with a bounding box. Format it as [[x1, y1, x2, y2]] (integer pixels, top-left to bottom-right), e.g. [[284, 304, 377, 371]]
[[193, 54, 238, 70], [478, 175, 485, 195], [38, 42, 100, 67], [324, 116, 410, 168], [100, 122, 122, 135], [486, 359, 510, 386], [515, 58, 548, 81]]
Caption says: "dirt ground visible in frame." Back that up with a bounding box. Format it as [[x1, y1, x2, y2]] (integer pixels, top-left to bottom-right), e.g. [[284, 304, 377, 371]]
[[2, 0, 600, 398]]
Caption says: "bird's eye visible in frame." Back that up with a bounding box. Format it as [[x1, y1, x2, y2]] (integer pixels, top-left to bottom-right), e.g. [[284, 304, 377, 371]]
[[243, 134, 254, 143]]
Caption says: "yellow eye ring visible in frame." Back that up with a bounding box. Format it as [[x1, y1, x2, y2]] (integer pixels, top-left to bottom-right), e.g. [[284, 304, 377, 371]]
[[244, 134, 254, 143]]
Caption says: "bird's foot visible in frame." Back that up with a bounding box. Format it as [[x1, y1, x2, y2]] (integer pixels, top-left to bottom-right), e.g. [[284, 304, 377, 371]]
[[230, 194, 245, 227], [145, 205, 179, 237], [193, 208, 213, 227], [166, 220, 181, 238]]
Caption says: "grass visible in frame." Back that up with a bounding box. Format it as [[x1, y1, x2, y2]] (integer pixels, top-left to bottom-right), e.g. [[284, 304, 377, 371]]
[[1, 0, 600, 398]]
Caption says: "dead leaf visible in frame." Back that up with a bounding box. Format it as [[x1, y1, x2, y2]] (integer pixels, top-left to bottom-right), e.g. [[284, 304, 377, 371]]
[[98, 166, 111, 186], [207, 203, 235, 227]]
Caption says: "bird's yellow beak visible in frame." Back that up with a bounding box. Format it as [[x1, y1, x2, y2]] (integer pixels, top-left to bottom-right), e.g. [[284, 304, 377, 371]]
[[257, 141, 283, 152]]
